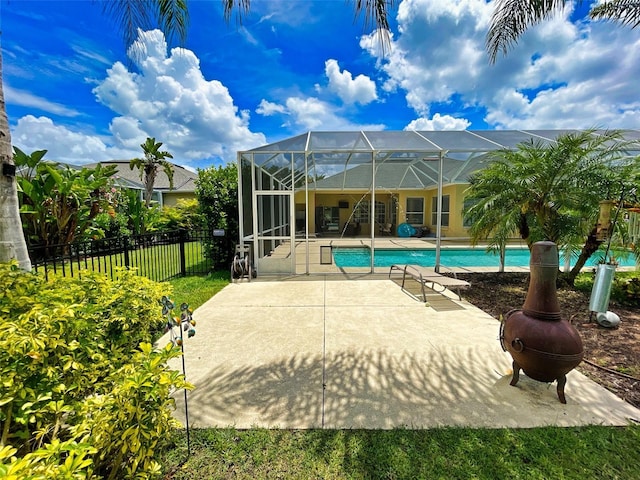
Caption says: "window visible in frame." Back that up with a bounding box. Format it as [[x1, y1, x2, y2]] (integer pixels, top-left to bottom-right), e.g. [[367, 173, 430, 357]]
[[406, 197, 424, 225], [375, 201, 386, 225], [462, 197, 477, 228], [354, 201, 369, 223], [431, 195, 450, 227]]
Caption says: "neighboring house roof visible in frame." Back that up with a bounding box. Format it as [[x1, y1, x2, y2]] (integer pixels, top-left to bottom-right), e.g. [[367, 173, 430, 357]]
[[86, 160, 198, 193]]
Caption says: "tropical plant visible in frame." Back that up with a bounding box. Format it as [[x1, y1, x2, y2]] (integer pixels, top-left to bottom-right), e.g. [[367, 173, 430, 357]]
[[196, 163, 239, 269], [487, 0, 640, 63], [130, 137, 175, 209], [463, 129, 639, 285], [14, 147, 118, 249], [0, 261, 190, 478]]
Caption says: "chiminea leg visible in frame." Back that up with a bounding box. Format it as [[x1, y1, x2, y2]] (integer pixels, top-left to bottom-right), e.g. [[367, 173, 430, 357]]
[[510, 360, 521, 386], [556, 375, 567, 404]]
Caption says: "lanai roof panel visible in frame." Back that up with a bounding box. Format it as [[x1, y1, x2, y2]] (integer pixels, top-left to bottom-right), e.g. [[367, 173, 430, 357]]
[[417, 130, 499, 151], [308, 131, 372, 151], [363, 130, 438, 150], [474, 130, 558, 149], [249, 133, 309, 152]]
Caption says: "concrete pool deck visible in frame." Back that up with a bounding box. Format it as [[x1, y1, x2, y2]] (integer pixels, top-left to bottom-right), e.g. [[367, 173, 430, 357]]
[[163, 274, 640, 430]]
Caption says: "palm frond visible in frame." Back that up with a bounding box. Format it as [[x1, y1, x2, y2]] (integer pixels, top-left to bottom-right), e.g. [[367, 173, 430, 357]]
[[156, 0, 189, 43], [486, 0, 571, 63], [101, 0, 188, 49], [222, 0, 252, 24], [352, 0, 395, 52], [101, 0, 154, 49], [352, 0, 394, 31], [590, 0, 640, 28]]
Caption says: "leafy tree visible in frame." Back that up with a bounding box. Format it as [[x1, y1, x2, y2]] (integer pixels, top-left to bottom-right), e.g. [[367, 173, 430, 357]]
[[130, 137, 175, 209], [14, 147, 118, 249], [196, 163, 239, 270], [464, 129, 639, 285], [487, 0, 640, 63]]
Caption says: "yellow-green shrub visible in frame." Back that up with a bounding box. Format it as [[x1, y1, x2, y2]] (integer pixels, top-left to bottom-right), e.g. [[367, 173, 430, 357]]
[[0, 262, 191, 479]]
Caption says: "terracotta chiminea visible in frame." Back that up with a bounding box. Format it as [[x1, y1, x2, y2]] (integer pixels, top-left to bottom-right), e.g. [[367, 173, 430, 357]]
[[500, 241, 584, 403]]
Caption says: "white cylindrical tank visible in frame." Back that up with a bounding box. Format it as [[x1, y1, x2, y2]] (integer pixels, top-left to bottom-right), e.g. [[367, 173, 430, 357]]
[[589, 263, 616, 313]]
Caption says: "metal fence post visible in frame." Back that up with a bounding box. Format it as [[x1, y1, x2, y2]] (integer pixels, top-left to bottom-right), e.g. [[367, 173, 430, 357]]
[[123, 235, 131, 269], [179, 229, 187, 277]]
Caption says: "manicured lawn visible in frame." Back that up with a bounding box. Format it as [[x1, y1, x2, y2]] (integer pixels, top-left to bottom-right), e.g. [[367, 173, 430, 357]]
[[168, 271, 229, 310], [158, 425, 640, 479]]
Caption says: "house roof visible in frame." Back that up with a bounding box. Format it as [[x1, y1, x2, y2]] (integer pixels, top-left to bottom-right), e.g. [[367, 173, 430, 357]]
[[240, 130, 640, 191], [86, 160, 198, 192]]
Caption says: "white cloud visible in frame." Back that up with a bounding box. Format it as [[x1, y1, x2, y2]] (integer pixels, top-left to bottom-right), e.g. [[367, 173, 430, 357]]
[[255, 58, 382, 131], [256, 99, 288, 116], [362, 0, 640, 129], [91, 29, 266, 163], [11, 115, 134, 164], [405, 114, 471, 131], [324, 59, 378, 105], [257, 96, 385, 131], [9, 29, 266, 166]]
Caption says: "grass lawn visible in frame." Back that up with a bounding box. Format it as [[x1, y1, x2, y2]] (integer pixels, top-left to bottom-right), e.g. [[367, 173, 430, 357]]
[[157, 274, 640, 480], [158, 425, 640, 479], [167, 270, 230, 310]]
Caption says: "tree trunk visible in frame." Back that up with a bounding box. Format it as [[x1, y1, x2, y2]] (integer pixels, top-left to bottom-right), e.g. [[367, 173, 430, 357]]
[[0, 43, 32, 270], [144, 166, 157, 208], [563, 227, 603, 286]]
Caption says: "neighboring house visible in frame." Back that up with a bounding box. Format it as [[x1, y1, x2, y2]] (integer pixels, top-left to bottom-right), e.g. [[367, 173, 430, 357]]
[[87, 160, 198, 207]]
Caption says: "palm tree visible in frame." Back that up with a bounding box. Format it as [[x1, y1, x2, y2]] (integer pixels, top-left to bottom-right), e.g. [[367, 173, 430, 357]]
[[130, 137, 175, 209], [487, 0, 640, 63], [0, 49, 32, 270], [464, 129, 638, 284]]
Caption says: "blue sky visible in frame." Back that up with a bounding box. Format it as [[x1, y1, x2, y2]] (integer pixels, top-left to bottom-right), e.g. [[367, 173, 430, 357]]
[[2, 0, 639, 170]]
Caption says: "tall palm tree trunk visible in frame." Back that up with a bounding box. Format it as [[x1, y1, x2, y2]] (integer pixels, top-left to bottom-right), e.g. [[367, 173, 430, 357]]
[[0, 43, 31, 270], [144, 167, 157, 208]]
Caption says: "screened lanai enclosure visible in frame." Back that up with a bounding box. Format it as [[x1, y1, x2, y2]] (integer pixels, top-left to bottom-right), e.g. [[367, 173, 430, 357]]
[[237, 130, 640, 276]]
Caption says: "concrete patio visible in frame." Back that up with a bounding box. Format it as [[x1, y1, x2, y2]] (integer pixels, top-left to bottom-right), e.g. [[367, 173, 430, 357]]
[[163, 274, 640, 430]]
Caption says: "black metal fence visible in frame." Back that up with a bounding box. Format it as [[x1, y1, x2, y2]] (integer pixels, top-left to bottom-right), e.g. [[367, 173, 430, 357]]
[[28, 229, 215, 282]]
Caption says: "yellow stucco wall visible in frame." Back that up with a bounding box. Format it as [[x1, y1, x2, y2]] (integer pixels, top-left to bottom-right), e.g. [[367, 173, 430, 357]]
[[162, 191, 197, 207], [295, 185, 472, 237]]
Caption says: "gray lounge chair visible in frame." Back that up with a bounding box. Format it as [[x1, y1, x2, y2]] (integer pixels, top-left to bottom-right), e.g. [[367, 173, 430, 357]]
[[389, 264, 470, 301]]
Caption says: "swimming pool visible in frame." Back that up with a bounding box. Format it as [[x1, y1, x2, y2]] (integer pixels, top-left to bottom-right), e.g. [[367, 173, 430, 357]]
[[332, 247, 637, 268]]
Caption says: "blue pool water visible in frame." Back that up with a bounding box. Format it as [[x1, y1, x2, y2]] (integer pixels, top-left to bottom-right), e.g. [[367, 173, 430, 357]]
[[332, 247, 637, 268]]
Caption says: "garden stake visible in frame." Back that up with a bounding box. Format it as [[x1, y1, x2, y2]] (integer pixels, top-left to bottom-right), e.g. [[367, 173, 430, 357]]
[[161, 296, 196, 457]]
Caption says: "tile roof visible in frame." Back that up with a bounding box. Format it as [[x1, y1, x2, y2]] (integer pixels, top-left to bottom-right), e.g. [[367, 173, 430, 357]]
[[86, 160, 197, 192]]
